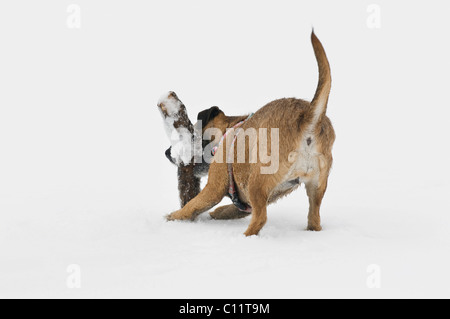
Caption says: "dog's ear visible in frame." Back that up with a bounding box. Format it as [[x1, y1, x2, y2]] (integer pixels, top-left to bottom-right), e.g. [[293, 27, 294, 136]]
[[197, 107, 223, 129]]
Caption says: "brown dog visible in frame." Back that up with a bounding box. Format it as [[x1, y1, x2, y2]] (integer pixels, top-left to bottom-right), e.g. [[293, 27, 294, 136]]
[[167, 31, 335, 236]]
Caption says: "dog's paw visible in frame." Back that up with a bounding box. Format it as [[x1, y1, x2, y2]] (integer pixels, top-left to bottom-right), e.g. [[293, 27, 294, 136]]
[[166, 210, 193, 221], [244, 230, 259, 237], [307, 224, 323, 232], [166, 211, 182, 221]]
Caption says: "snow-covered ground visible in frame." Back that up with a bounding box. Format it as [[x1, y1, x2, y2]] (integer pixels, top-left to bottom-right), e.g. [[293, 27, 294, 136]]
[[1, 182, 449, 299], [1, 1, 450, 299]]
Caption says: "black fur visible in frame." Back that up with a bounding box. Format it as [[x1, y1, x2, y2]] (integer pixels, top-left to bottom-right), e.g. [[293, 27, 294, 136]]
[[197, 106, 222, 129], [165, 147, 175, 164]]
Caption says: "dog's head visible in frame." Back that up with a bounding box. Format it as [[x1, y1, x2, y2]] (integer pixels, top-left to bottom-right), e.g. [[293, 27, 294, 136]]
[[165, 106, 226, 176]]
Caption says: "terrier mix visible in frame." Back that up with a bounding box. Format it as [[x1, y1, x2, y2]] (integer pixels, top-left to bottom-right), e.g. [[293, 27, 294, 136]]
[[164, 31, 335, 236]]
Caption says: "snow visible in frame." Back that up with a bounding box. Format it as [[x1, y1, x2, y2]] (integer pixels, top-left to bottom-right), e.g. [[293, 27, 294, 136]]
[[158, 92, 183, 116], [158, 92, 194, 166], [1, 1, 450, 299], [167, 126, 194, 166], [1, 181, 449, 298]]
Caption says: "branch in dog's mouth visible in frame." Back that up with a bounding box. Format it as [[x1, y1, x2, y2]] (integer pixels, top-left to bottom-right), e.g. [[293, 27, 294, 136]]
[[158, 92, 197, 165], [157, 91, 201, 207]]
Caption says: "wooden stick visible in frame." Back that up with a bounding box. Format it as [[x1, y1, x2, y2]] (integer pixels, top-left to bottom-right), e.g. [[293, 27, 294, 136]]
[[157, 92, 201, 207]]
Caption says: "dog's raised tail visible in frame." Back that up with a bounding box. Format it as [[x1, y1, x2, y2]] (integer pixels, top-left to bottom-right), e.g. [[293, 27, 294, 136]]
[[309, 31, 332, 126]]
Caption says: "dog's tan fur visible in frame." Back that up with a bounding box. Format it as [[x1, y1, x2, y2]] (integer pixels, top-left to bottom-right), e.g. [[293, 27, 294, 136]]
[[168, 32, 336, 236]]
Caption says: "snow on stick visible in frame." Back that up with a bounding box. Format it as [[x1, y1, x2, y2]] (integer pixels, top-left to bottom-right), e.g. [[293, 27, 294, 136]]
[[157, 92, 201, 207]]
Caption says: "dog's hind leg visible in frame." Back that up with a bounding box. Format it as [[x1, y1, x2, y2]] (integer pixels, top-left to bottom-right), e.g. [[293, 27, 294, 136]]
[[305, 176, 328, 232]]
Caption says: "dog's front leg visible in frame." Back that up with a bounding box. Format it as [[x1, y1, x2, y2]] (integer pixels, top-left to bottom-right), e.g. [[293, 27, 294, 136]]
[[244, 202, 268, 237], [167, 182, 227, 221], [210, 205, 251, 220], [244, 181, 269, 236]]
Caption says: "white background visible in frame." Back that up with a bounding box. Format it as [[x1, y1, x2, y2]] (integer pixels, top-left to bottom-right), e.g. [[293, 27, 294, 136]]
[[0, 0, 449, 298]]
